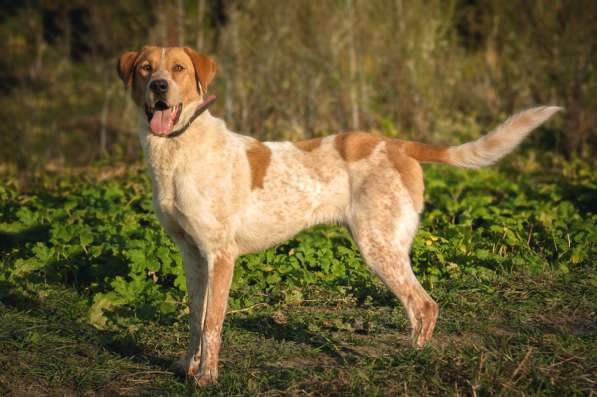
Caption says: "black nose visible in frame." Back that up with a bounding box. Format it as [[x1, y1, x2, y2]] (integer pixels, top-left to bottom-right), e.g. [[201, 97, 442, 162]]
[[150, 79, 168, 94]]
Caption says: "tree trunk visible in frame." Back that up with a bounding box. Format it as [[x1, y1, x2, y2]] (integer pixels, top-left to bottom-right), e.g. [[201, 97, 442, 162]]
[[346, 0, 360, 130], [196, 0, 206, 50], [177, 0, 185, 46]]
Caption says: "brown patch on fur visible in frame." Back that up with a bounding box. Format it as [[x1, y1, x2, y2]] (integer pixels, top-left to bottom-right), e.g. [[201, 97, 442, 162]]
[[386, 140, 425, 212], [208, 253, 234, 330], [334, 132, 382, 161], [183, 47, 217, 94], [294, 137, 323, 152], [400, 140, 449, 164], [117, 51, 141, 88], [422, 300, 436, 315], [246, 140, 272, 190], [117, 50, 148, 107], [212, 253, 233, 290], [160, 47, 204, 106], [125, 46, 162, 107]]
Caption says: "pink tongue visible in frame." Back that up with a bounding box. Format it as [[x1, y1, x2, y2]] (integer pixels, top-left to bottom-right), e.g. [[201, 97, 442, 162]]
[[150, 108, 175, 135]]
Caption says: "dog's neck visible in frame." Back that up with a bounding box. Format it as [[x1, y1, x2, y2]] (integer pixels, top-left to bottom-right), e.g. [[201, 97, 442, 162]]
[[168, 95, 217, 138], [138, 108, 227, 177]]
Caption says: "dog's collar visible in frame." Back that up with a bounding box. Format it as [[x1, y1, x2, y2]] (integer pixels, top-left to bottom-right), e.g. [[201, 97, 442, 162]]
[[166, 95, 217, 138]]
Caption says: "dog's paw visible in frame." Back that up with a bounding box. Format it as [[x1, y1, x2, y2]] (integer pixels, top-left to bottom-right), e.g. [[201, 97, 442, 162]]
[[193, 367, 218, 386], [170, 356, 200, 378]]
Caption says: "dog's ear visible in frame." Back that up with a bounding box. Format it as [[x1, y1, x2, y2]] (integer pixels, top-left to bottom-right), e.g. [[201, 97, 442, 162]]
[[183, 47, 217, 94], [117, 51, 141, 89]]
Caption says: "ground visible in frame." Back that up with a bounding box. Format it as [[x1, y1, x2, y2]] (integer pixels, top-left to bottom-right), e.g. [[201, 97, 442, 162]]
[[1, 267, 594, 397]]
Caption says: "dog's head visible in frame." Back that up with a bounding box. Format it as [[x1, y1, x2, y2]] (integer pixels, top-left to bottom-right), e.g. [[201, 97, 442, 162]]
[[117, 46, 217, 136]]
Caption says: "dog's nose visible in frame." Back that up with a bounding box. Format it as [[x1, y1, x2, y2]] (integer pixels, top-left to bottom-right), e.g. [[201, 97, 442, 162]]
[[150, 79, 168, 95]]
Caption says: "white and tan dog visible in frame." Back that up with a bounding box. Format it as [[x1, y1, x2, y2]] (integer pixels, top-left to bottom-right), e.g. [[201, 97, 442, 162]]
[[117, 46, 560, 385]]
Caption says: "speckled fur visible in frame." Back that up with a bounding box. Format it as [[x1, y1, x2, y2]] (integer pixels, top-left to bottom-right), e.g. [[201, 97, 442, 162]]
[[118, 46, 561, 385]]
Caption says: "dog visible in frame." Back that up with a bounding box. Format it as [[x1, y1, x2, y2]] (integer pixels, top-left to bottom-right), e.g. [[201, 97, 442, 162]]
[[117, 45, 560, 385]]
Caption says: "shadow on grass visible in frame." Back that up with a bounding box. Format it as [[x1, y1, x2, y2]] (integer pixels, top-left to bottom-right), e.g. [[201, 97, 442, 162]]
[[553, 180, 597, 214], [229, 314, 364, 364], [0, 222, 141, 305], [0, 285, 174, 372], [0, 225, 51, 254]]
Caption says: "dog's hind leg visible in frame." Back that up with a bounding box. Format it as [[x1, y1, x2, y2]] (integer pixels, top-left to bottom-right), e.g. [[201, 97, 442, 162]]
[[348, 173, 438, 347]]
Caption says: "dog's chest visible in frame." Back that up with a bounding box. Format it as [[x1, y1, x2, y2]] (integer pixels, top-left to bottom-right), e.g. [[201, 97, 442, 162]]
[[150, 161, 236, 247], [150, 166, 178, 219], [147, 144, 212, 217], [151, 165, 194, 213]]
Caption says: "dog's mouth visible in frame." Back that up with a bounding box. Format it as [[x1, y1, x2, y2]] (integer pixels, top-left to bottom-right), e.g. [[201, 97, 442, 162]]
[[145, 101, 182, 136], [144, 96, 217, 137]]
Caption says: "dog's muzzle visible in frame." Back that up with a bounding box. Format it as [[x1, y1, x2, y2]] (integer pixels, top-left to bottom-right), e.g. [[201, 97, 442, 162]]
[[145, 101, 183, 136]]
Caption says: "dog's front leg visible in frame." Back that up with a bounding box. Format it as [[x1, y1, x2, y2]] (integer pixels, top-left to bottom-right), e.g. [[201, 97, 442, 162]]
[[169, 233, 209, 377], [194, 248, 236, 386]]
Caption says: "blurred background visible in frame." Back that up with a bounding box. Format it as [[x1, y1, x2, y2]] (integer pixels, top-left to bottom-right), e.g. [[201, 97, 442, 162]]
[[1, 0, 595, 185]]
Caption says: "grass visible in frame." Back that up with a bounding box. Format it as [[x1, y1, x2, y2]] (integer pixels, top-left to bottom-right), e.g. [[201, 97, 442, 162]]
[[1, 266, 595, 396], [1, 156, 595, 395]]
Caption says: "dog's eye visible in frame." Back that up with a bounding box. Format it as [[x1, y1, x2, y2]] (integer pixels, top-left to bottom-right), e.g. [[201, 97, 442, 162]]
[[142, 64, 152, 72], [173, 64, 184, 72]]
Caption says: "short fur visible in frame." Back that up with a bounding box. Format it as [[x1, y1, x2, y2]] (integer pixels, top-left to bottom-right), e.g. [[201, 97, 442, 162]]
[[117, 46, 561, 385]]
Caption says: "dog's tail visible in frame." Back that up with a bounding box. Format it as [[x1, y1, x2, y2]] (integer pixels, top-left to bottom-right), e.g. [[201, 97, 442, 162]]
[[400, 106, 562, 168]]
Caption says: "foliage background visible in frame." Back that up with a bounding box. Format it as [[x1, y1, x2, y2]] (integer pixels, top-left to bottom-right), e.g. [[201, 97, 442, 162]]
[[0, 0, 596, 184], [0, 4, 595, 394]]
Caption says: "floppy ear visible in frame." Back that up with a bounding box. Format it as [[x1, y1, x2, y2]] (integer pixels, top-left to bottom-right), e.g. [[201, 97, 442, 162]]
[[183, 47, 217, 94], [117, 51, 141, 89]]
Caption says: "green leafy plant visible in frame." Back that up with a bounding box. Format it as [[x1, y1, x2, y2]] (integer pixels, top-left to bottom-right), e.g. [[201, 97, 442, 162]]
[[1, 157, 595, 329]]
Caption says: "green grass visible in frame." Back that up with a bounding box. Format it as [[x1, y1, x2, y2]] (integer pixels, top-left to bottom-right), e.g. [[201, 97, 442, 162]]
[[1, 156, 595, 330], [1, 267, 595, 396], [1, 156, 596, 395]]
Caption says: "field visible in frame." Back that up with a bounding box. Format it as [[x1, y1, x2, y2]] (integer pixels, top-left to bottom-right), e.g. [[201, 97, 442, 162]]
[[1, 155, 595, 396], [1, 1, 596, 395]]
